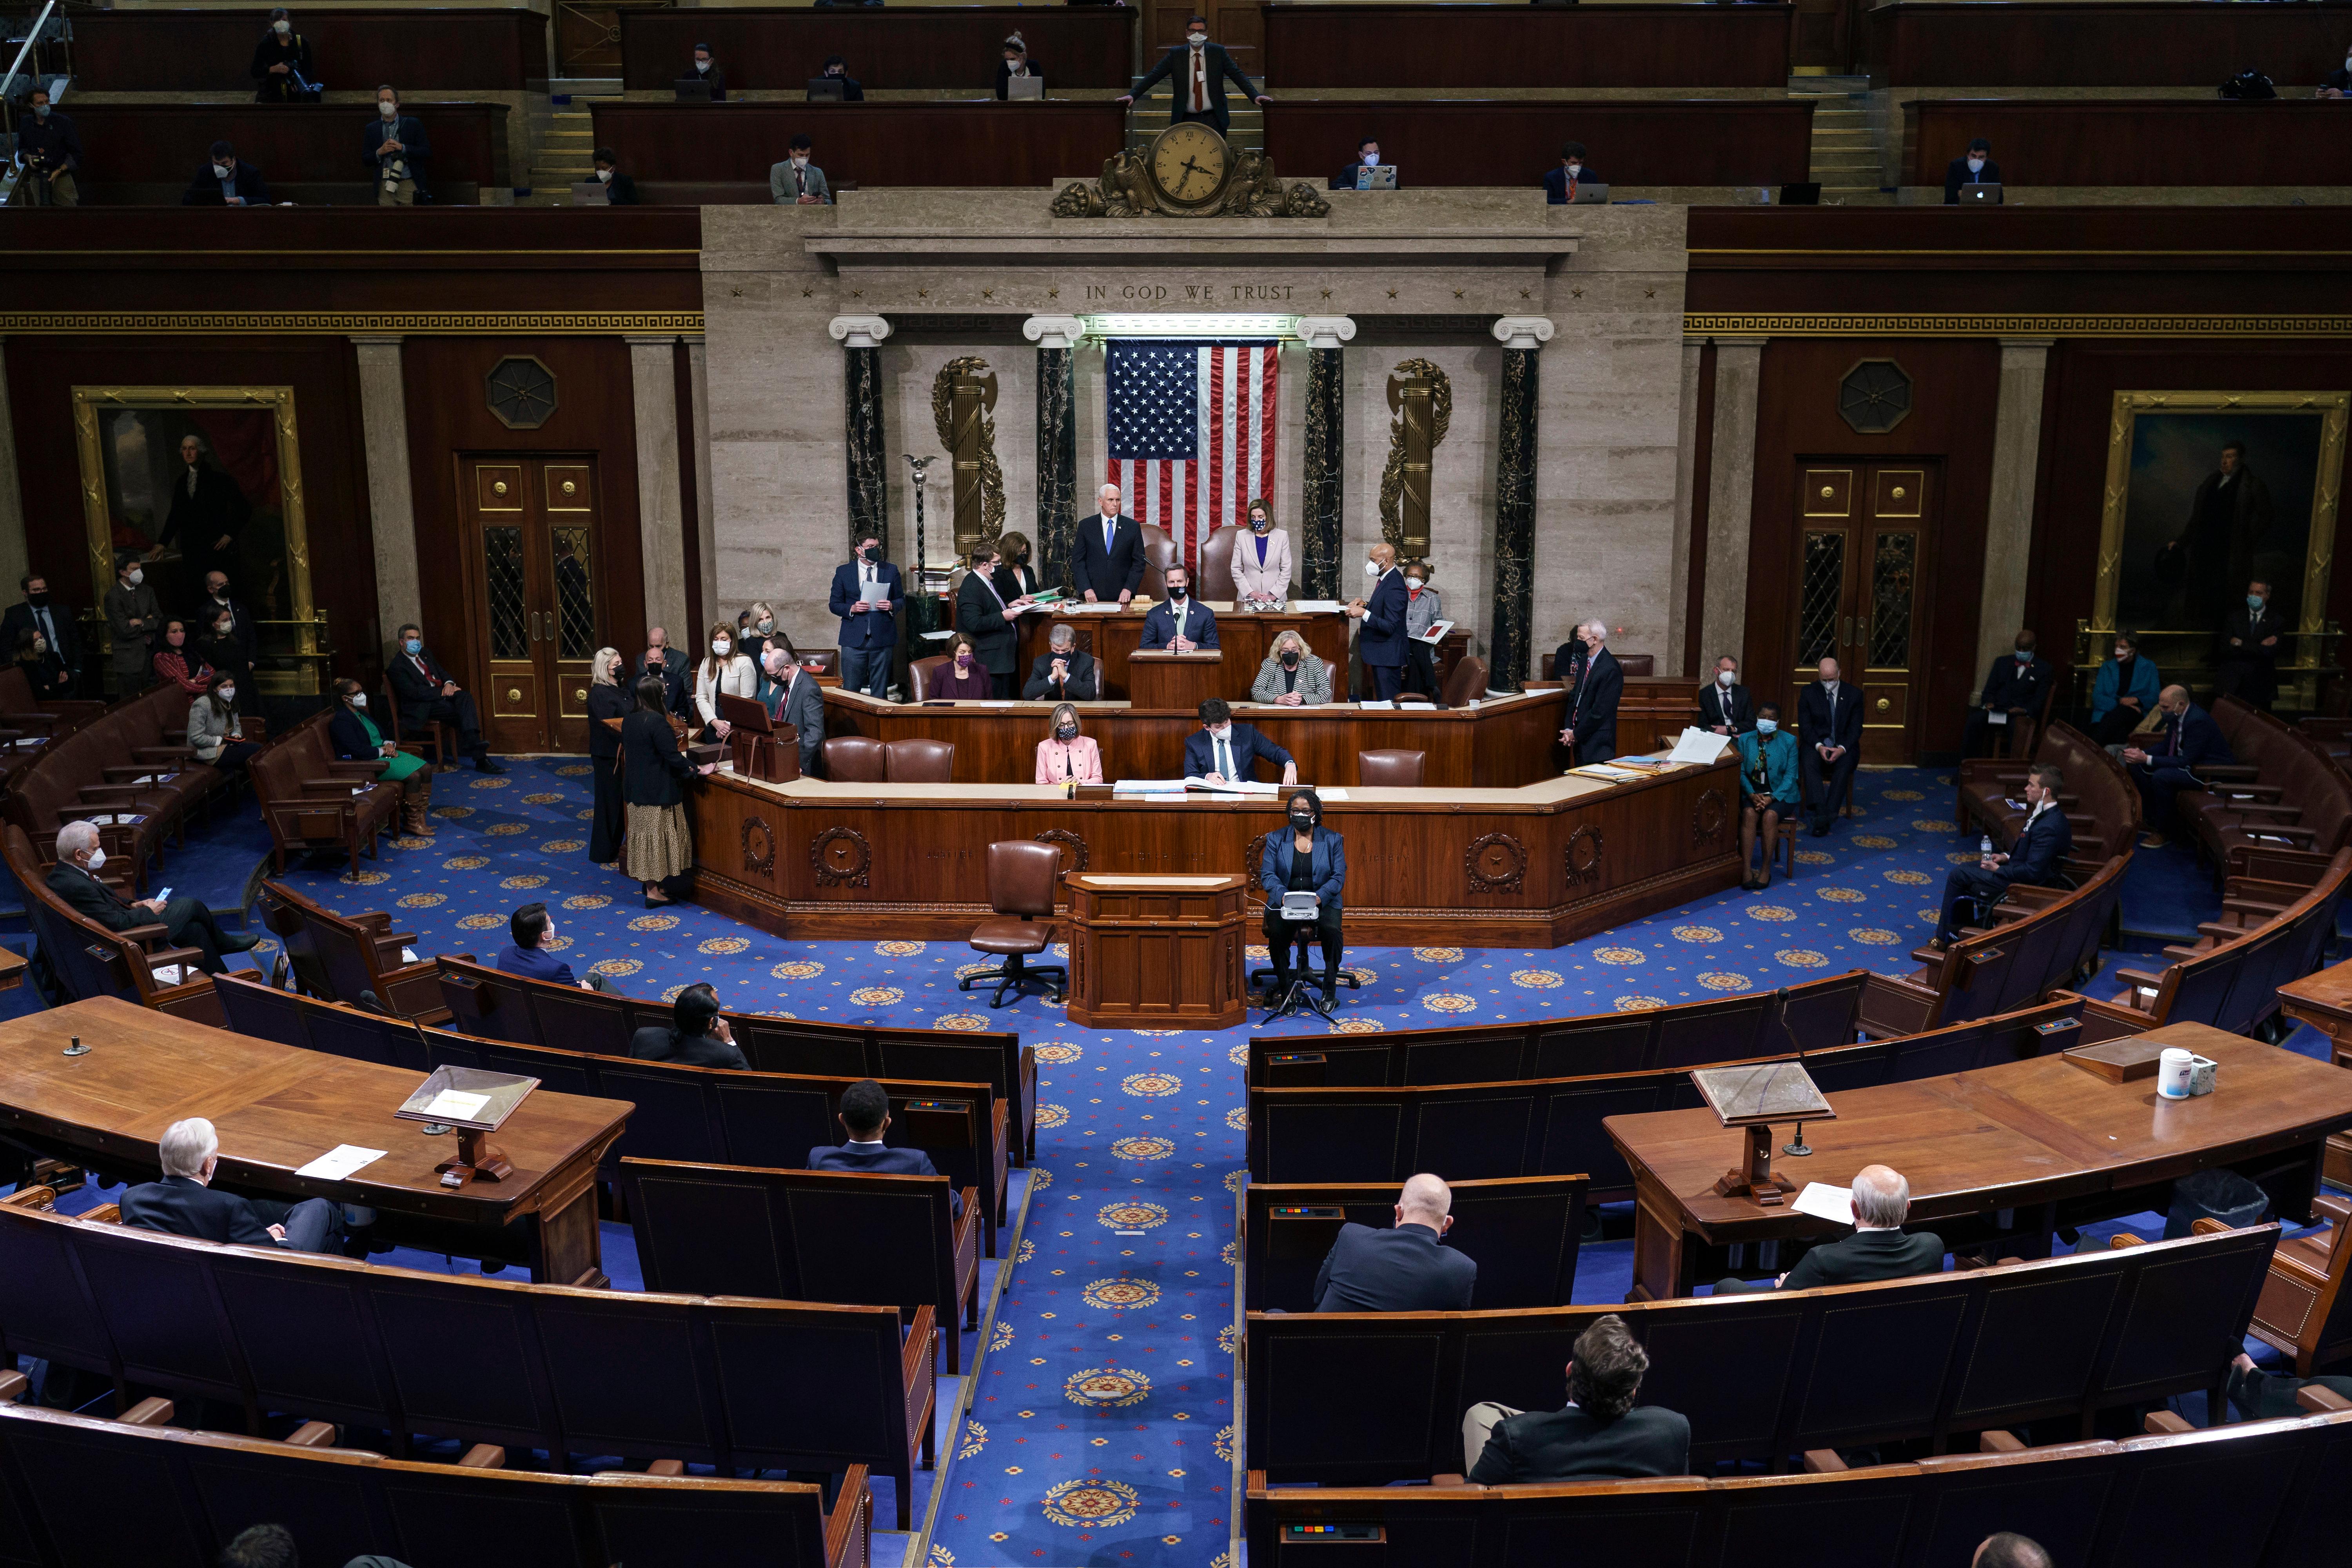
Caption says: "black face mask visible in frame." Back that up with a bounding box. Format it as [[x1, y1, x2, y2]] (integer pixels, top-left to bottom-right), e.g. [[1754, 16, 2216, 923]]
[[1281, 651, 1299, 668], [1290, 812, 1314, 829], [1056, 724, 1077, 740], [25, 593, 46, 609], [1168, 585, 1188, 601]]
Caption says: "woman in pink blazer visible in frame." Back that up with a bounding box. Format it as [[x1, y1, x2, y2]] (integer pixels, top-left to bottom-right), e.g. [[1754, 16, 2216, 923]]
[[1229, 500, 1293, 604], [1034, 702, 1105, 784]]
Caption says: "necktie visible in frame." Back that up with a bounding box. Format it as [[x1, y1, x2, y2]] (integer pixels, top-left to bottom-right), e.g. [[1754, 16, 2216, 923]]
[[1216, 735, 1234, 779], [1191, 46, 1207, 113], [1105, 517, 1116, 552]]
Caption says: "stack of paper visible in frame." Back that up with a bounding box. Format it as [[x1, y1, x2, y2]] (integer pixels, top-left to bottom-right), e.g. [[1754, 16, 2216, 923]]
[[1187, 777, 1281, 795], [1667, 728, 1731, 765], [296, 1144, 388, 1181], [1792, 1183, 1855, 1226]]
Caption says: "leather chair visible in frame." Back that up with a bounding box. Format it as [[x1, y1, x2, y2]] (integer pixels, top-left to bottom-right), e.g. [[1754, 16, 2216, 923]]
[[380, 672, 455, 769], [906, 655, 952, 703], [822, 735, 887, 782], [1138, 523, 1176, 603], [1199, 525, 1240, 601], [1357, 749, 1426, 787], [960, 840, 1067, 1009], [1439, 655, 1489, 709], [886, 738, 955, 783]]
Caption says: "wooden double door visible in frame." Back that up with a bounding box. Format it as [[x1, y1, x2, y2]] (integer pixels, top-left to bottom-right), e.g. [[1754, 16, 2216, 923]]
[[1789, 461, 1937, 766], [461, 457, 603, 754]]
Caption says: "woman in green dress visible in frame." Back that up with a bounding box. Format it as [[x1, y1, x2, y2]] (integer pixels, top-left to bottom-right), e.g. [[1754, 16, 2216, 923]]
[[331, 676, 433, 836]]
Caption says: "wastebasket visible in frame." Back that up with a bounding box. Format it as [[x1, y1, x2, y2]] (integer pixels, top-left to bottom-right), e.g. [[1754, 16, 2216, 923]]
[[2161, 1168, 2269, 1240]]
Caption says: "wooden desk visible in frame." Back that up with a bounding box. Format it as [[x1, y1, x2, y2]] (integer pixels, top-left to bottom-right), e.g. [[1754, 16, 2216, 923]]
[[1064, 873, 1246, 1030], [0, 947, 25, 991], [1127, 649, 1225, 714], [2278, 958, 2352, 1187], [619, 5, 1135, 91], [1904, 100, 2352, 189], [1864, 2, 2352, 88], [71, 7, 548, 92], [1014, 604, 1350, 703], [1262, 2, 1793, 89], [60, 103, 511, 206], [0, 997, 629, 1287], [822, 686, 1569, 788], [1263, 100, 1817, 189], [1607, 1023, 2352, 1301], [688, 743, 1742, 946]]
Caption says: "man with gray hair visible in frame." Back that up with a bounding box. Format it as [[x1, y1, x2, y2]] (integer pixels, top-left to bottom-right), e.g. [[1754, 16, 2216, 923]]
[[119, 1117, 339, 1252], [1716, 1163, 1944, 1293], [1555, 617, 1622, 765], [1312, 1172, 1478, 1311], [44, 820, 257, 975], [757, 644, 824, 778], [1023, 620, 1100, 701]]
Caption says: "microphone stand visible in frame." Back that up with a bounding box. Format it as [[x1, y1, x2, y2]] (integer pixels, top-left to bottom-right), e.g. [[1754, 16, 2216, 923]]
[[1777, 986, 1813, 1158]]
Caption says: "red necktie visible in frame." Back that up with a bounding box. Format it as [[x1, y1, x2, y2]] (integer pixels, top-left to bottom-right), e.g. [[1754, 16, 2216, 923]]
[[1191, 47, 1206, 113]]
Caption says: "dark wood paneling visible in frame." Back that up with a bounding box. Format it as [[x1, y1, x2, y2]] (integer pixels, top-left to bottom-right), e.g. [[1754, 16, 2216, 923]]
[[588, 102, 1127, 198], [3, 338, 382, 686], [1906, 100, 2352, 189], [1261, 3, 1792, 89], [1865, 2, 2352, 87], [1741, 338, 2001, 760], [0, 208, 701, 316], [1263, 101, 1815, 189], [399, 338, 646, 699], [61, 103, 508, 205], [70, 8, 547, 93], [618, 6, 1134, 91]]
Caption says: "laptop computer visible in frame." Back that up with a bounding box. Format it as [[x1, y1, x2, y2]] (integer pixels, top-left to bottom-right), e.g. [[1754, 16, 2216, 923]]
[[1005, 74, 1044, 100], [673, 78, 716, 101], [1958, 182, 2003, 205], [1353, 164, 1398, 191], [569, 181, 610, 205], [1779, 181, 1822, 206], [806, 78, 845, 101], [1567, 181, 1610, 205]]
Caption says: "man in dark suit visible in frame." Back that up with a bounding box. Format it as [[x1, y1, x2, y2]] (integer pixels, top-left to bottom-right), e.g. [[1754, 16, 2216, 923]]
[[1117, 13, 1269, 137], [1139, 561, 1219, 651], [1541, 142, 1597, 205], [1, 572, 80, 692], [1074, 483, 1145, 605], [1933, 764, 2073, 946], [809, 1078, 962, 1216], [1184, 698, 1297, 785], [198, 570, 258, 668], [120, 1117, 338, 1253], [1961, 629, 2054, 759], [496, 901, 611, 990], [628, 983, 748, 1068], [390, 621, 501, 772], [185, 142, 271, 205], [1716, 1164, 1944, 1292], [1797, 655, 1862, 835], [364, 85, 432, 205], [47, 820, 258, 975], [2215, 578, 2289, 711], [1023, 622, 1100, 701], [636, 627, 691, 718], [1332, 135, 1387, 191], [1944, 137, 1999, 203], [1463, 1314, 1690, 1484], [1556, 619, 1621, 764], [758, 646, 825, 777], [1347, 542, 1408, 701], [1312, 1174, 1477, 1311], [2122, 684, 2234, 849], [955, 543, 1029, 698], [829, 532, 902, 699], [1697, 653, 1753, 736]]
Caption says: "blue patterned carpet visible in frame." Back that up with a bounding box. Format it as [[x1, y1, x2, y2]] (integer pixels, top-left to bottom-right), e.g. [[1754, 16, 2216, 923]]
[[5, 760, 2339, 1568]]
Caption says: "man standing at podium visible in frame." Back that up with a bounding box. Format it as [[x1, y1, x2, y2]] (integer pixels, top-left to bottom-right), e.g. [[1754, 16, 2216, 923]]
[[1140, 561, 1218, 651], [1075, 484, 1144, 605], [1116, 13, 1270, 136]]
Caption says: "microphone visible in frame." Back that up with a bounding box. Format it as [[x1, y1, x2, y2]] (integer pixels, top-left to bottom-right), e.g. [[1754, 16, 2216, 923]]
[[1777, 985, 1813, 1158]]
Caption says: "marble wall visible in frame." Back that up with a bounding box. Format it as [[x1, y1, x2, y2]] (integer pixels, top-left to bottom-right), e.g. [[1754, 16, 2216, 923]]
[[695, 194, 1690, 678]]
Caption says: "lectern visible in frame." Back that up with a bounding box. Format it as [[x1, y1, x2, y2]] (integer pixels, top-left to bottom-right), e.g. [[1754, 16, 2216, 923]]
[[396, 1064, 540, 1187], [1127, 648, 1224, 713], [1688, 1060, 1833, 1207], [1063, 872, 1247, 1029]]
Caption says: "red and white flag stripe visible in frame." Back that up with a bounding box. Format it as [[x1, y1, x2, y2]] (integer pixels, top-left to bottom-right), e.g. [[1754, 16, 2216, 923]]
[[1106, 343, 1279, 574]]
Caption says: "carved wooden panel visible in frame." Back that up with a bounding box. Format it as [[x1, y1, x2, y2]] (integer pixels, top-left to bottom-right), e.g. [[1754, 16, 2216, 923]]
[[741, 814, 776, 878], [1692, 789, 1730, 849], [810, 826, 872, 888], [1465, 832, 1528, 894], [1564, 826, 1606, 886]]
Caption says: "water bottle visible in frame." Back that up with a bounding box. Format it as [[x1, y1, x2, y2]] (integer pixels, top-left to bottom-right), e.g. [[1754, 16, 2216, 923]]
[[1980, 833, 1993, 863]]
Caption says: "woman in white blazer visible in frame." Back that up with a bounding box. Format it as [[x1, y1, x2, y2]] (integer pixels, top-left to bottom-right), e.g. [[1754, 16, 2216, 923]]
[[1230, 499, 1293, 604], [694, 622, 759, 740]]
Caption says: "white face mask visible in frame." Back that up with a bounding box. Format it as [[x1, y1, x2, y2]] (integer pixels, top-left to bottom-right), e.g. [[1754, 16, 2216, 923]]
[[273, 18, 290, 32], [351, 693, 367, 709], [85, 847, 105, 871], [1967, 156, 1985, 172], [213, 164, 232, 181], [1208, 725, 1229, 742], [379, 101, 397, 118], [1187, 30, 1206, 44], [695, 59, 710, 73], [1566, 162, 1582, 177], [791, 155, 809, 168], [218, 686, 236, 704], [712, 640, 730, 655], [596, 167, 612, 183], [1364, 559, 1381, 578], [127, 568, 145, 586], [1405, 576, 1423, 590], [1718, 670, 1735, 687], [1363, 152, 1378, 166]]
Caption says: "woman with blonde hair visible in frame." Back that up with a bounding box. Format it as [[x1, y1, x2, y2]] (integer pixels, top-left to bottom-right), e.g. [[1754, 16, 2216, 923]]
[[586, 645, 630, 864], [1231, 497, 1292, 605], [1252, 627, 1331, 706], [694, 621, 758, 742], [740, 601, 777, 665], [1035, 701, 1103, 784]]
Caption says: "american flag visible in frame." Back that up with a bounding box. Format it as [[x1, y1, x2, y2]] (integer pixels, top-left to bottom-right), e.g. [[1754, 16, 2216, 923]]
[[1106, 339, 1280, 571]]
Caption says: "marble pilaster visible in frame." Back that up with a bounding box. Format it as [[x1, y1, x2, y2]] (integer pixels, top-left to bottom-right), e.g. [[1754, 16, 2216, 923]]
[[688, 338, 717, 634], [350, 336, 419, 644], [1666, 339, 1705, 677], [626, 335, 691, 638], [1488, 317, 1554, 693], [1978, 337, 2054, 676], [1297, 316, 1355, 602], [1701, 336, 1768, 665], [0, 342, 25, 609], [1025, 316, 1083, 596], [831, 314, 892, 556]]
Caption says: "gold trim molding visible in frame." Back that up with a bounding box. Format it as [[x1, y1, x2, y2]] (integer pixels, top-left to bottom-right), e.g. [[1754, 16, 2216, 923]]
[[4, 312, 704, 336], [1685, 314, 2352, 339]]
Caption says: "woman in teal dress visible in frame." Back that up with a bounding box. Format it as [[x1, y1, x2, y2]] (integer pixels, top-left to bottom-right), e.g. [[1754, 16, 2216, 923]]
[[1735, 701, 1802, 890], [330, 676, 433, 836]]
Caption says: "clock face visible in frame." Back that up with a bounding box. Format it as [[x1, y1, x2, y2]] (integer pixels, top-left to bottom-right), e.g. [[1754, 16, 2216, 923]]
[[1149, 122, 1231, 211]]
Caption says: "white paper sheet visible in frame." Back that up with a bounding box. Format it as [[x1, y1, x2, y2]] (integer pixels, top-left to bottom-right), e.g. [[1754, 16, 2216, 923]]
[[1186, 777, 1280, 795], [1791, 1183, 1855, 1227], [1289, 600, 1345, 613], [1316, 788, 1350, 801], [421, 1089, 492, 1121], [1986, 710, 2009, 726], [296, 1144, 388, 1181], [1357, 699, 1396, 711], [400, 947, 419, 964], [1414, 619, 1455, 644], [1668, 728, 1728, 766]]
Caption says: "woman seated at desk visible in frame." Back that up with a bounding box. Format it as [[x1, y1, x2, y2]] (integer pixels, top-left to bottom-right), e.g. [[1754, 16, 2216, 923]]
[[1251, 628, 1332, 706], [1035, 702, 1104, 784], [1259, 787, 1347, 997], [933, 632, 996, 699], [1736, 701, 1802, 890]]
